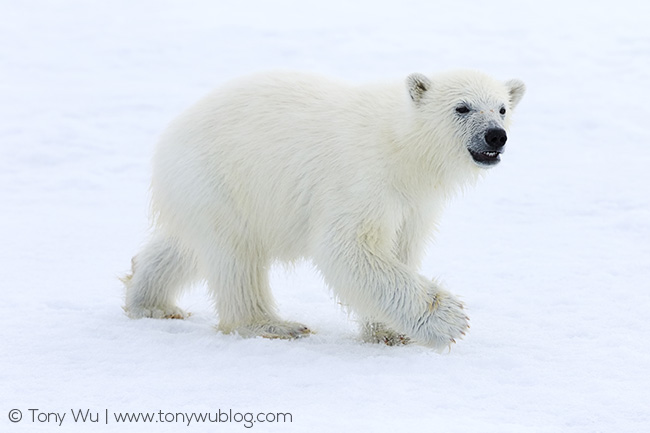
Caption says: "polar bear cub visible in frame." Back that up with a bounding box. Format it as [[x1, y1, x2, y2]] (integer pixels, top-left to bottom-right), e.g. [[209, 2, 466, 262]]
[[123, 70, 525, 351]]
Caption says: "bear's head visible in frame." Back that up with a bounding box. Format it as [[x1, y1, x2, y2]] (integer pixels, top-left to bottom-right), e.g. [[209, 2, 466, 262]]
[[407, 70, 525, 169]]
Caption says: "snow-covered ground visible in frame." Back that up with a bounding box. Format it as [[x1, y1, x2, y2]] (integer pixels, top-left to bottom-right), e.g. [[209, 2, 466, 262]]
[[2, 1, 649, 431]]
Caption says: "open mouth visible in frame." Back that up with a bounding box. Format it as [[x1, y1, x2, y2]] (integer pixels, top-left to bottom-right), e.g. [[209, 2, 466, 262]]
[[468, 148, 501, 167]]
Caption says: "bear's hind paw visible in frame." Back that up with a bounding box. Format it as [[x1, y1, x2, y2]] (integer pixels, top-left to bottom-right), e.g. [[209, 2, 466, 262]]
[[124, 305, 190, 320], [228, 321, 312, 340]]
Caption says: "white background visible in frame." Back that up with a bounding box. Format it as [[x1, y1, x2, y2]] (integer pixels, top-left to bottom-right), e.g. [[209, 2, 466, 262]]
[[1, 1, 649, 431]]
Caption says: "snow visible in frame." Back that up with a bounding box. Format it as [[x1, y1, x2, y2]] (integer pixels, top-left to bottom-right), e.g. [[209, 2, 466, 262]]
[[1, 0, 649, 431]]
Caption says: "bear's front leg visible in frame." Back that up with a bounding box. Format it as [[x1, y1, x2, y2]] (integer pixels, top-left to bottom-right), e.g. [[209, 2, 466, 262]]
[[315, 228, 469, 351]]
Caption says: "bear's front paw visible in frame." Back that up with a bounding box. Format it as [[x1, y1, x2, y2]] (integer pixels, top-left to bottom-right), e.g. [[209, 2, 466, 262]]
[[362, 322, 411, 346], [412, 291, 469, 351]]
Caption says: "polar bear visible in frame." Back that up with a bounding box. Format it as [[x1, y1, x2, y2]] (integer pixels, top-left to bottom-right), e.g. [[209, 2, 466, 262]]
[[123, 70, 525, 351]]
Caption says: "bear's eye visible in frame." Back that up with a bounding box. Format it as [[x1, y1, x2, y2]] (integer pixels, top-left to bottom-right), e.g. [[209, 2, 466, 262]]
[[456, 105, 470, 114], [499, 107, 506, 115]]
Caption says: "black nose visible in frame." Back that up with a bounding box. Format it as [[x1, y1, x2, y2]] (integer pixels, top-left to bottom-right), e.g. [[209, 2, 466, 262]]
[[485, 128, 507, 150]]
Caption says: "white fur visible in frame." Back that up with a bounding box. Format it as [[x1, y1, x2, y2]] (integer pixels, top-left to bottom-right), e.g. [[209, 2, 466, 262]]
[[124, 70, 525, 351]]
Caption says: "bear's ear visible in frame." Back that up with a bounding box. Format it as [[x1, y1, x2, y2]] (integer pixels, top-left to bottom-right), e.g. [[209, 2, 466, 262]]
[[407, 73, 432, 105], [505, 79, 526, 109]]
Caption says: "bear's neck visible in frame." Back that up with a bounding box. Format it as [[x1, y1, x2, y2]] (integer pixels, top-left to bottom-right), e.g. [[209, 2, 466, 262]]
[[387, 122, 482, 203]]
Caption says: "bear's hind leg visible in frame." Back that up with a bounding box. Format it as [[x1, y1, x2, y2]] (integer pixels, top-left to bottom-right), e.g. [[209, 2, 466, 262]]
[[123, 234, 197, 319], [206, 247, 311, 340]]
